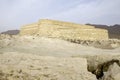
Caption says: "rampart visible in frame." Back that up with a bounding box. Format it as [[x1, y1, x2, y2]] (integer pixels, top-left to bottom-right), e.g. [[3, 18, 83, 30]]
[[20, 23, 39, 35], [20, 19, 109, 40]]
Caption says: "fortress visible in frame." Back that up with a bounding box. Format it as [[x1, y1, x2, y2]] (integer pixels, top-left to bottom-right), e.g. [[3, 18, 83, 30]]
[[20, 19, 109, 40]]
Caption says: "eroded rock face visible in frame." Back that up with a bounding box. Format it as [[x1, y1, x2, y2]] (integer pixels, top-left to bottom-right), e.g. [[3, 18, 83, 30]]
[[65, 39, 120, 49], [102, 63, 120, 80], [93, 59, 120, 79], [0, 52, 96, 80], [20, 19, 108, 41], [72, 54, 120, 80]]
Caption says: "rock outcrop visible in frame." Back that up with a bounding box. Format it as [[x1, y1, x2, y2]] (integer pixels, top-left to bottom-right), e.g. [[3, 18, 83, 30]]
[[1, 30, 19, 35], [0, 52, 96, 80], [102, 63, 120, 80], [20, 19, 108, 41]]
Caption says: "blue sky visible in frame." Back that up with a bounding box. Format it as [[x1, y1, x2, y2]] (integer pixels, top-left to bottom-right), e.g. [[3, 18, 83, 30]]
[[0, 0, 120, 32]]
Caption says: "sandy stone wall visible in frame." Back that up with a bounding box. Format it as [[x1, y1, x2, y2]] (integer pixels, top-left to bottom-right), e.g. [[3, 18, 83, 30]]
[[20, 19, 109, 40], [39, 19, 95, 29], [20, 23, 39, 35]]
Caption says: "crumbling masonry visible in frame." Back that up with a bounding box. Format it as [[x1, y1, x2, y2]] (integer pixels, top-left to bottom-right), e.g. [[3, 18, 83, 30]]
[[20, 19, 108, 40]]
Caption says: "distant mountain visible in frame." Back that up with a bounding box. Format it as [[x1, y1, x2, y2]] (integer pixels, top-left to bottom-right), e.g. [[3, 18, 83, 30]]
[[86, 24, 120, 39], [86, 24, 109, 29], [1, 30, 19, 35]]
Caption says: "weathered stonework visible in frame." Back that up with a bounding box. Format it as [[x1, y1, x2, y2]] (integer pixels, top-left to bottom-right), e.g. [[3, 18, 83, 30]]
[[20, 19, 109, 40], [20, 23, 39, 35]]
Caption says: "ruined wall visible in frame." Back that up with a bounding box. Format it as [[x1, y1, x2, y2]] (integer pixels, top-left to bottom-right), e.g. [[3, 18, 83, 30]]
[[39, 19, 95, 29], [20, 23, 39, 35], [37, 19, 108, 40], [20, 19, 109, 40]]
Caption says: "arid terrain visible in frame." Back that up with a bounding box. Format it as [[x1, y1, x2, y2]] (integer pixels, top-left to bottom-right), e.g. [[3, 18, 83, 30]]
[[0, 0, 120, 79], [0, 19, 120, 80], [0, 34, 120, 80]]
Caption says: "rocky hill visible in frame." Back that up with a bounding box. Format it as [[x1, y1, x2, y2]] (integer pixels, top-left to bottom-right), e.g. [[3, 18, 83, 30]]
[[1, 30, 19, 35]]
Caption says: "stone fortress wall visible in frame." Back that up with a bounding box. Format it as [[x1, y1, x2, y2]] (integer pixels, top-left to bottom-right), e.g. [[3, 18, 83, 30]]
[[20, 19, 109, 40], [20, 23, 39, 35]]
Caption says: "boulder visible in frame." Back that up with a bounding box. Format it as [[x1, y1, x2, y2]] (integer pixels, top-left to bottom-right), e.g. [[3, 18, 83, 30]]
[[102, 63, 120, 80]]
